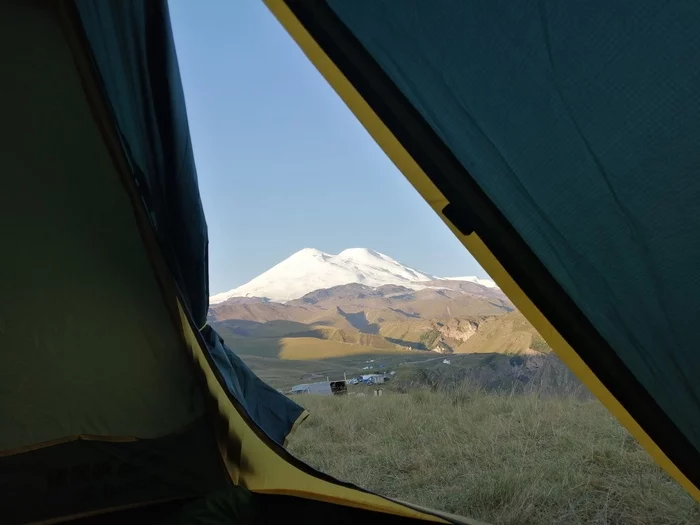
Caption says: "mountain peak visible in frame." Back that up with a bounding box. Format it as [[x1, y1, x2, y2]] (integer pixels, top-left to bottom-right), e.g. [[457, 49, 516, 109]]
[[296, 247, 329, 257], [209, 248, 497, 304], [210, 247, 437, 304], [338, 247, 382, 258], [336, 248, 401, 265], [442, 276, 499, 289], [289, 248, 331, 261]]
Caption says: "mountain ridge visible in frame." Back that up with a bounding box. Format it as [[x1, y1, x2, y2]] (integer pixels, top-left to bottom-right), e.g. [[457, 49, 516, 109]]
[[207, 248, 548, 360], [208, 278, 549, 359], [210, 247, 497, 304]]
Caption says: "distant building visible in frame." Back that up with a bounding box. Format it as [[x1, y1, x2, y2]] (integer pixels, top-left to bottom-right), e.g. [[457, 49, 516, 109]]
[[361, 374, 385, 385], [289, 382, 332, 395], [289, 380, 347, 396]]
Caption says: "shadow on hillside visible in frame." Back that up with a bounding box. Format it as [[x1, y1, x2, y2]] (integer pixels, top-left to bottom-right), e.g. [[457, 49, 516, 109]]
[[213, 319, 313, 338], [211, 320, 286, 358], [389, 308, 421, 318], [336, 308, 380, 334], [489, 300, 515, 312], [384, 337, 427, 350], [210, 319, 586, 399]]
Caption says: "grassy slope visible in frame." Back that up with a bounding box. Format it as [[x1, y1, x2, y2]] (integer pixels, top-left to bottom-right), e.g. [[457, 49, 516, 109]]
[[379, 319, 434, 343], [213, 310, 547, 360], [220, 331, 419, 360], [278, 337, 415, 360], [456, 311, 551, 355], [288, 391, 699, 525], [238, 355, 349, 389], [242, 352, 443, 389]]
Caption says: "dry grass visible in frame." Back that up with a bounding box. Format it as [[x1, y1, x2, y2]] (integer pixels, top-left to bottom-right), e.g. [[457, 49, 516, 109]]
[[278, 337, 414, 360], [215, 331, 417, 360], [287, 388, 699, 525]]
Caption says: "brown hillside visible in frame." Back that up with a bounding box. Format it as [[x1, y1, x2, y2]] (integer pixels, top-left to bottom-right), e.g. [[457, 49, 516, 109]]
[[456, 311, 551, 355], [209, 282, 542, 360]]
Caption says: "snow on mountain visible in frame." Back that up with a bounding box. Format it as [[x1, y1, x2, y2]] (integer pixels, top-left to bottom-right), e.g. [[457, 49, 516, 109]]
[[441, 276, 498, 289], [210, 248, 438, 304], [210, 248, 499, 304]]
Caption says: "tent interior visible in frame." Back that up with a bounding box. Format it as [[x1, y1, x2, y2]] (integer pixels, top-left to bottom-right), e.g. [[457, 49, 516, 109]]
[[0, 2, 465, 524], [1, 0, 699, 524]]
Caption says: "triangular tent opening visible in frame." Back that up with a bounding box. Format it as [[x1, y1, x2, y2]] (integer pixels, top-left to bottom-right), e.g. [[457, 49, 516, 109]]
[[3, 0, 699, 524]]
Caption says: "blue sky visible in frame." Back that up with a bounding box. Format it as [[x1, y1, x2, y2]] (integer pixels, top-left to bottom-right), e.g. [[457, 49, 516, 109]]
[[168, 1, 486, 294]]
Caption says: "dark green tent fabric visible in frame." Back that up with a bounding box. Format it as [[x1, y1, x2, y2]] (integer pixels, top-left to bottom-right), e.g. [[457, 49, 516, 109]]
[[0, 2, 229, 520], [0, 423, 228, 523], [0, 1, 304, 522], [74, 0, 209, 327], [203, 326, 306, 446], [281, 0, 700, 487], [72, 0, 305, 447]]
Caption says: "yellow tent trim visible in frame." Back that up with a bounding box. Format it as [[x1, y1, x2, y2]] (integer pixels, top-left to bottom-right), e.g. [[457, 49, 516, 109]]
[[29, 497, 187, 525], [60, 3, 448, 519], [0, 434, 139, 458], [177, 300, 449, 523], [57, 2, 452, 520], [282, 409, 310, 449], [263, 0, 700, 502]]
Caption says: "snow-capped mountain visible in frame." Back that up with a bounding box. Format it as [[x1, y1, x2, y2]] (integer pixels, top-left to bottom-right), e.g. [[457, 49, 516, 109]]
[[209, 248, 496, 304], [442, 276, 499, 289], [210, 248, 435, 304]]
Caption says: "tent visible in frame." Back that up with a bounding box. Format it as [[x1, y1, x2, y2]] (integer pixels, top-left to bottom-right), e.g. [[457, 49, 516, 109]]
[[265, 0, 700, 504], [2, 0, 699, 524], [0, 1, 465, 524]]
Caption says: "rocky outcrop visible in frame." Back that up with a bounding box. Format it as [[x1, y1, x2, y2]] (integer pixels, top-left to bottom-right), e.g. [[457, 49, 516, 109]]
[[420, 318, 480, 352]]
